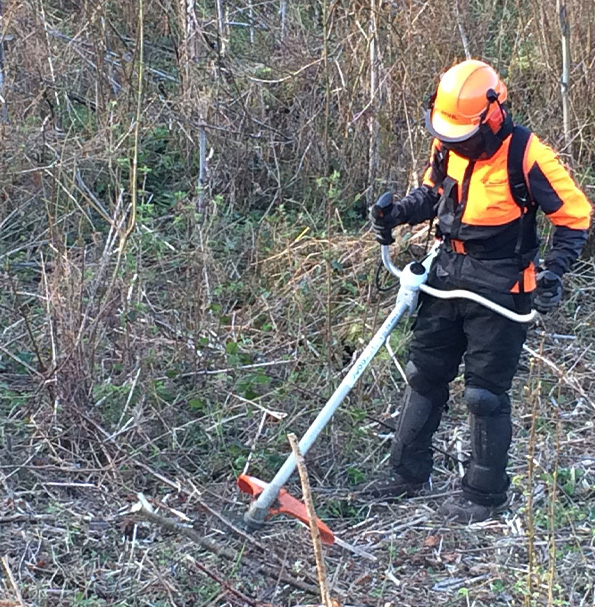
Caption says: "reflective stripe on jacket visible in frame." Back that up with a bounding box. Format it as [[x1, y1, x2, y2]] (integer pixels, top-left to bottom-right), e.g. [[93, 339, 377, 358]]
[[419, 129, 592, 294]]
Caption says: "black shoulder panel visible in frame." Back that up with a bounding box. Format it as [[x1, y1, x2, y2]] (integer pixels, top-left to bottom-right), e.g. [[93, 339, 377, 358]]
[[507, 125, 533, 209]]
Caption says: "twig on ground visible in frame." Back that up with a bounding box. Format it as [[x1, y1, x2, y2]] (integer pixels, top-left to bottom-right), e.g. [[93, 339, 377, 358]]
[[288, 433, 333, 607], [185, 555, 260, 607], [1, 555, 26, 607], [132, 493, 320, 596], [332, 537, 377, 563]]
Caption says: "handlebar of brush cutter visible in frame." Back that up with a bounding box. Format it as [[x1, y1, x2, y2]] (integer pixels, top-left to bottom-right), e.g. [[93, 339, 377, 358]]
[[381, 245, 537, 324], [375, 191, 536, 324]]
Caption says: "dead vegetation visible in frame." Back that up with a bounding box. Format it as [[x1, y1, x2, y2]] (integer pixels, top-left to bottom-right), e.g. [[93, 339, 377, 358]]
[[1, 1, 595, 606]]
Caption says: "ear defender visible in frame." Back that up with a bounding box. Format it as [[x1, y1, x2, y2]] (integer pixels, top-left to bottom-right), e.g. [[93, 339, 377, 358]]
[[481, 88, 506, 133]]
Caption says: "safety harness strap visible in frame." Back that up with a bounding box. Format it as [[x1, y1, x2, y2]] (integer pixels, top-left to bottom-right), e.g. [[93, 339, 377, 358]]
[[507, 125, 535, 292], [507, 125, 534, 211], [431, 146, 450, 192]]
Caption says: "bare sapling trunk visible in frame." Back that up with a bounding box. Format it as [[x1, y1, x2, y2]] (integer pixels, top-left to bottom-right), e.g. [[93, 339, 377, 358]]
[[38, 0, 61, 127], [249, 0, 254, 44], [216, 0, 226, 56], [366, 0, 379, 207], [197, 125, 207, 213], [280, 1, 287, 39], [455, 0, 471, 59], [288, 434, 333, 607], [558, 1, 573, 160], [178, 0, 190, 88], [0, 0, 8, 123]]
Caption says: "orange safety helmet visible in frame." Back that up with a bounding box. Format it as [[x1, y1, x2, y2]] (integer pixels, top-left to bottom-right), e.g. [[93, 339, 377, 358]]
[[425, 60, 508, 143]]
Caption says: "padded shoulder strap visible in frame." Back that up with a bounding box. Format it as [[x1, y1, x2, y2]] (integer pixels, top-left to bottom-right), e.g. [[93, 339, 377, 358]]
[[430, 146, 449, 191], [507, 125, 533, 209]]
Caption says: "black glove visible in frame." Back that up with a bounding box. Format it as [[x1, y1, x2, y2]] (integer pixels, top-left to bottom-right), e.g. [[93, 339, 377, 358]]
[[369, 192, 404, 245], [533, 270, 563, 313]]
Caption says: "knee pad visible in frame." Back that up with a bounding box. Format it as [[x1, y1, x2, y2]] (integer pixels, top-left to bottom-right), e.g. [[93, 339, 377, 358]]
[[465, 387, 511, 417], [405, 360, 448, 404]]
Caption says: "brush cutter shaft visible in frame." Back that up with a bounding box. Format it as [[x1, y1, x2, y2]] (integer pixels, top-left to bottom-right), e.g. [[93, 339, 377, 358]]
[[381, 245, 537, 323], [246, 296, 411, 521]]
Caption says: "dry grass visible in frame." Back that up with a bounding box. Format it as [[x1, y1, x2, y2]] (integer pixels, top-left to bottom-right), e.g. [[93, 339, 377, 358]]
[[2, 226, 595, 606]]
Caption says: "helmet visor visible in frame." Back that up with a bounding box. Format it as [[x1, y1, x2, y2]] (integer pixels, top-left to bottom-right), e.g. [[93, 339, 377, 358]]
[[424, 108, 480, 143]]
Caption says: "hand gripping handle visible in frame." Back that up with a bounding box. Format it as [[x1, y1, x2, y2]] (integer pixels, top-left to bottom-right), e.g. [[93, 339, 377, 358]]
[[372, 192, 395, 245]]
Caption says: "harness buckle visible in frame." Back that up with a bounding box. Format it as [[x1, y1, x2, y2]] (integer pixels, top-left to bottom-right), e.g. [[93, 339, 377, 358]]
[[450, 239, 467, 254]]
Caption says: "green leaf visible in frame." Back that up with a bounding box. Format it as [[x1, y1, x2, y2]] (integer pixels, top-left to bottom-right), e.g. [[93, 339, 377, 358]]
[[347, 467, 365, 484], [252, 373, 271, 385], [188, 398, 204, 411], [244, 387, 258, 400]]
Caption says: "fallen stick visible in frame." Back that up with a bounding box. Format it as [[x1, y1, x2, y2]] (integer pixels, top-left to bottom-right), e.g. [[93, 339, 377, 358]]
[[132, 493, 320, 596], [1, 555, 26, 607], [185, 554, 260, 607], [288, 433, 333, 607]]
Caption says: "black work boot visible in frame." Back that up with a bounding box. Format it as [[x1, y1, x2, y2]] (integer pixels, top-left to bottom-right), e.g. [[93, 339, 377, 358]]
[[354, 473, 427, 498], [438, 495, 511, 524]]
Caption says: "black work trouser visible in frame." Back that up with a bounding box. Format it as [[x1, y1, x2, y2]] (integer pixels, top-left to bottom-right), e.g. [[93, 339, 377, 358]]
[[392, 288, 530, 505]]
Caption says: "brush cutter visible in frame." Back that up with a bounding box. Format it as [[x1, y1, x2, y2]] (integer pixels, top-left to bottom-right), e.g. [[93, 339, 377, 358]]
[[238, 193, 537, 543]]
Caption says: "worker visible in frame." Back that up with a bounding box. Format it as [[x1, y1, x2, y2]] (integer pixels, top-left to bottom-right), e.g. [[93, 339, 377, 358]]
[[368, 59, 592, 523]]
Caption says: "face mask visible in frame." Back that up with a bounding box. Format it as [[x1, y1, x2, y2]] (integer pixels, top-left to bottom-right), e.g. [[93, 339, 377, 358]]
[[440, 110, 513, 161], [441, 123, 504, 161]]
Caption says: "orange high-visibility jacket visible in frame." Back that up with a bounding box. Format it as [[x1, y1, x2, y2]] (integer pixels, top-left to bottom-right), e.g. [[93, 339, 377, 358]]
[[397, 127, 592, 294]]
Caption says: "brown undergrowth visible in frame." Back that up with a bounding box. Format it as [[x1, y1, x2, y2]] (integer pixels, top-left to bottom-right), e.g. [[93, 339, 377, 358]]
[[1, 222, 595, 606]]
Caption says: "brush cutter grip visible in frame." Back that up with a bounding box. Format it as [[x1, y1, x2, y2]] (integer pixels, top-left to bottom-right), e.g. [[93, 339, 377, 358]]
[[375, 190, 394, 211], [370, 191, 397, 245]]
